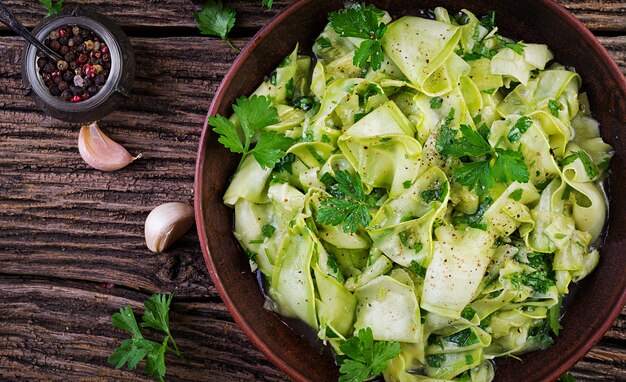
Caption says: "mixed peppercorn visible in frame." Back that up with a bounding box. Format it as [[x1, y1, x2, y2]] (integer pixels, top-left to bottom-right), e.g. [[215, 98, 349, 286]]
[[38, 25, 111, 103]]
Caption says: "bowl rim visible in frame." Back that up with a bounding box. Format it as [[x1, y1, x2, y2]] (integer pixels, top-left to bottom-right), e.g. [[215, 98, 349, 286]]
[[194, 0, 626, 380]]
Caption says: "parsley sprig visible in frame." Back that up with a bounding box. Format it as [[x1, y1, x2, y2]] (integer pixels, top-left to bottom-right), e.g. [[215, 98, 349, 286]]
[[108, 294, 186, 382], [38, 0, 63, 18], [328, 4, 388, 70], [210, 95, 294, 170], [316, 170, 376, 233], [437, 121, 530, 195], [195, 0, 238, 52], [338, 327, 401, 382]]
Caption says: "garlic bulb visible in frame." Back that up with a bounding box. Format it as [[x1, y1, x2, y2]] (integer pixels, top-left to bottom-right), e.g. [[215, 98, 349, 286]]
[[145, 202, 195, 253], [78, 121, 140, 171]]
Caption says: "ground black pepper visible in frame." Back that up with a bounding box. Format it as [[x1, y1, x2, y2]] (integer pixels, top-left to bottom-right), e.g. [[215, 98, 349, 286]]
[[38, 25, 111, 103]]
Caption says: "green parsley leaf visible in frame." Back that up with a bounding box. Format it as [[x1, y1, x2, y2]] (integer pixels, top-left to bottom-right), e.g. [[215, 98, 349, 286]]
[[492, 148, 530, 184], [316, 171, 373, 233], [561, 151, 598, 179], [195, 1, 238, 52], [261, 224, 276, 238], [430, 97, 443, 109], [261, 0, 273, 9], [403, 180, 412, 189], [209, 115, 244, 153], [141, 294, 172, 335], [38, 0, 63, 18], [549, 99, 561, 117], [109, 294, 185, 381], [338, 327, 401, 382], [210, 95, 292, 170], [496, 35, 526, 54], [328, 4, 388, 70], [507, 116, 532, 143], [233, 96, 279, 145], [252, 131, 295, 169], [112, 306, 143, 338], [442, 124, 492, 158], [435, 108, 456, 154], [454, 160, 493, 196], [509, 188, 524, 201]]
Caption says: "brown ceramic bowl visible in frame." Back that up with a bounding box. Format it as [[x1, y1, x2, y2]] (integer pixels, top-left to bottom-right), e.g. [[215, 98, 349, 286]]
[[194, 1, 626, 381]]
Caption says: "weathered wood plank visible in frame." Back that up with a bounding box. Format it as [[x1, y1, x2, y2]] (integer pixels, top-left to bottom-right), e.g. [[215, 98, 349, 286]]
[[560, 0, 626, 32], [0, 277, 289, 381], [0, 0, 291, 32], [0, 1, 623, 33]]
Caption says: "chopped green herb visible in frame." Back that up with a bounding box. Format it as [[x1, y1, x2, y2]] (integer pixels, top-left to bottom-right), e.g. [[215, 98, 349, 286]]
[[293, 96, 318, 111], [480, 11, 496, 30], [509, 188, 523, 201], [402, 180, 412, 189], [409, 260, 427, 277], [452, 197, 492, 230], [549, 99, 561, 117], [461, 306, 477, 321], [421, 182, 449, 203], [561, 151, 598, 179], [261, 224, 276, 238], [435, 108, 457, 154], [465, 354, 474, 365], [426, 354, 445, 368], [430, 97, 443, 109], [507, 116, 532, 143], [285, 78, 294, 100], [510, 271, 555, 294], [496, 35, 526, 54], [316, 36, 332, 49]]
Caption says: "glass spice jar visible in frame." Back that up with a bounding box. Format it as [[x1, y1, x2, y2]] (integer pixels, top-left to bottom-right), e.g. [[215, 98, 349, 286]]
[[21, 7, 134, 123]]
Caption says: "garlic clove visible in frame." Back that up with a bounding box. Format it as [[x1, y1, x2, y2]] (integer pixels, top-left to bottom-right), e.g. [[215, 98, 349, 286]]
[[145, 202, 195, 253], [78, 121, 141, 171]]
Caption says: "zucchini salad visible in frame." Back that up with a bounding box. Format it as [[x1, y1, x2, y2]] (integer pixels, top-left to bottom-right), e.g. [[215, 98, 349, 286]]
[[210, 4, 613, 381]]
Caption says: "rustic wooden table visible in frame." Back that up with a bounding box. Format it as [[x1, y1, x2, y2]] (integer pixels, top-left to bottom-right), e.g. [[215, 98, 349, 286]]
[[0, 0, 624, 381]]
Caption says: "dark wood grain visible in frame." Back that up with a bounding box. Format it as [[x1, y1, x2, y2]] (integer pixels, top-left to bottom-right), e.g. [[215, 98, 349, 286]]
[[0, 0, 624, 381], [0, 1, 623, 33]]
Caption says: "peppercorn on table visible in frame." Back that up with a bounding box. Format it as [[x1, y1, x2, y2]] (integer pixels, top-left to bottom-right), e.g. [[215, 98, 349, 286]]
[[0, 0, 624, 381]]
